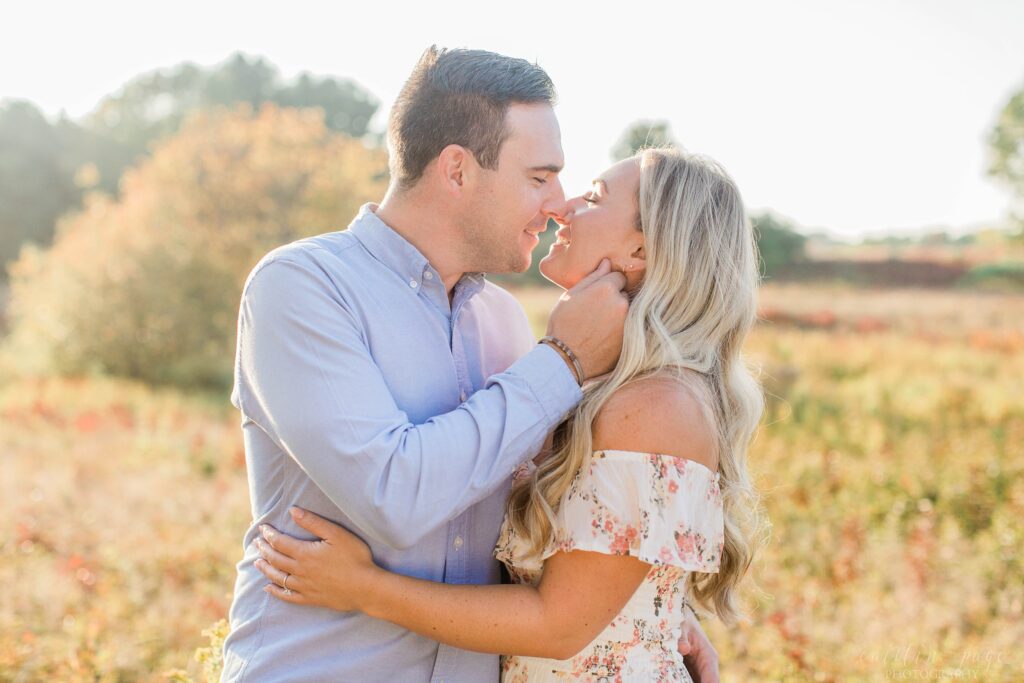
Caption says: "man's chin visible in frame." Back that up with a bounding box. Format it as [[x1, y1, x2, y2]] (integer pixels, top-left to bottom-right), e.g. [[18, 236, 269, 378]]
[[509, 251, 533, 274]]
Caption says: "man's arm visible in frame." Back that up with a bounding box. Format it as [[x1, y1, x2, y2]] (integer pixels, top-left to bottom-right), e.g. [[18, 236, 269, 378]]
[[678, 608, 720, 683], [235, 255, 622, 549]]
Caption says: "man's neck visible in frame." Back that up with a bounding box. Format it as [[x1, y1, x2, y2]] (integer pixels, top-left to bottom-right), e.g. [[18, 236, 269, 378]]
[[374, 194, 466, 298]]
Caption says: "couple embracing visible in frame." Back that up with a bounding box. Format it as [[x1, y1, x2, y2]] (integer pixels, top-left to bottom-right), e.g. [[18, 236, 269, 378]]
[[221, 45, 763, 682]]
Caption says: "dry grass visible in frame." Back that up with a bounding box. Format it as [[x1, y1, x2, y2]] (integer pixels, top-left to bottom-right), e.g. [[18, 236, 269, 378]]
[[2, 285, 1023, 681]]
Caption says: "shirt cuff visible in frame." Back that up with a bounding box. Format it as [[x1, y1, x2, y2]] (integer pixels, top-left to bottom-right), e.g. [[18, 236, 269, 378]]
[[506, 343, 584, 422]]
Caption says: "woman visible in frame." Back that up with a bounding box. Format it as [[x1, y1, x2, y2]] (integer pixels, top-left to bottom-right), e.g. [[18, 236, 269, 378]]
[[254, 147, 765, 681]]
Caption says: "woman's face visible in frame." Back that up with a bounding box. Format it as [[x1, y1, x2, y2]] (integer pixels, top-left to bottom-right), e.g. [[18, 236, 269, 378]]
[[539, 158, 646, 291]]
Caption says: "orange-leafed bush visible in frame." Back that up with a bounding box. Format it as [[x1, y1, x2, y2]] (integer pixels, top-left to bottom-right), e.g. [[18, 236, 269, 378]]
[[2, 103, 388, 389]]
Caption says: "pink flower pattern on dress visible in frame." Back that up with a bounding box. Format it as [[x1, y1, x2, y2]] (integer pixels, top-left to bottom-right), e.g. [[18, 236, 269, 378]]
[[494, 450, 724, 681]]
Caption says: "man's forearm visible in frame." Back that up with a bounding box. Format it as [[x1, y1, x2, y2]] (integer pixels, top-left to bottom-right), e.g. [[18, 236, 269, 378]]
[[238, 257, 583, 549]]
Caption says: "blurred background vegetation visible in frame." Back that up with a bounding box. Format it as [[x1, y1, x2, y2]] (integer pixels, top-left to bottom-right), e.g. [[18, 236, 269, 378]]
[[1, 52, 1022, 681]]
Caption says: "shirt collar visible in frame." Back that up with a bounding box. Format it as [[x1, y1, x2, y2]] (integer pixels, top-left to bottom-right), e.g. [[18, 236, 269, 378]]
[[347, 203, 486, 302]]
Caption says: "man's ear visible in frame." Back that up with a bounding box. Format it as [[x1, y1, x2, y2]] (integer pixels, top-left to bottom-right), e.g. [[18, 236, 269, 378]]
[[435, 144, 474, 197]]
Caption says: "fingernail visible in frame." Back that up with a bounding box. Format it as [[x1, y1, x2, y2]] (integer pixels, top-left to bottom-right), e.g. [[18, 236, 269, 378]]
[[291, 507, 304, 519]]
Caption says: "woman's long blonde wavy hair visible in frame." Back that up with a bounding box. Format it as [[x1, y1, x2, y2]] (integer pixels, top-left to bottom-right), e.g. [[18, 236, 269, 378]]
[[505, 147, 766, 625]]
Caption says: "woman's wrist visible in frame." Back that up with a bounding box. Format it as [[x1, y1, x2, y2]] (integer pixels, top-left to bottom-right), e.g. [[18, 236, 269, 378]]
[[356, 566, 394, 618]]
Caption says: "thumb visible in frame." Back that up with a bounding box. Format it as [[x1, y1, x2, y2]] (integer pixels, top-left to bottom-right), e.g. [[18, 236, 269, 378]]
[[677, 632, 692, 655], [568, 258, 611, 292], [289, 507, 335, 541]]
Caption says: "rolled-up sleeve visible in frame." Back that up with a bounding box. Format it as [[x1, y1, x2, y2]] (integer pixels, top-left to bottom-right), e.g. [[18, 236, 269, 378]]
[[232, 256, 581, 549]]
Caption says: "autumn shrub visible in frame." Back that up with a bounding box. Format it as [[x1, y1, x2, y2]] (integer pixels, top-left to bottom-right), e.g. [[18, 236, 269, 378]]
[[2, 103, 388, 390]]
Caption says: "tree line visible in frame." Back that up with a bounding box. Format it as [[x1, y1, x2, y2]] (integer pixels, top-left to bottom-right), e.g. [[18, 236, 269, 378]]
[[1, 53, 1022, 391]]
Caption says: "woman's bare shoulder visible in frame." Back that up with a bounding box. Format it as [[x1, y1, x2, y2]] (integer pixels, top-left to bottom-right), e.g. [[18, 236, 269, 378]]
[[591, 373, 718, 471]]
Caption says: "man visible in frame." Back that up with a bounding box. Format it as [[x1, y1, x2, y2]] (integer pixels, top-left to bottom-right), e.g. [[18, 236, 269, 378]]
[[221, 46, 717, 682]]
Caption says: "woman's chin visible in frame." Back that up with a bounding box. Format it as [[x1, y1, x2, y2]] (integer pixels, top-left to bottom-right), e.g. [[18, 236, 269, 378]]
[[538, 256, 572, 290]]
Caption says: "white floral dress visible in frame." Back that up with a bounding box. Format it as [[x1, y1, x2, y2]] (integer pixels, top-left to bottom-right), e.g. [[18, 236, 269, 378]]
[[494, 450, 724, 682]]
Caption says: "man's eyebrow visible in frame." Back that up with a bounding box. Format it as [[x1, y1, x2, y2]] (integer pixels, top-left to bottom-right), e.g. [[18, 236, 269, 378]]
[[591, 179, 610, 194], [529, 164, 563, 173]]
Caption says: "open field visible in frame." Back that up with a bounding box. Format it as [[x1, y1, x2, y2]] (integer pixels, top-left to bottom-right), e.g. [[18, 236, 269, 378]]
[[2, 284, 1023, 681]]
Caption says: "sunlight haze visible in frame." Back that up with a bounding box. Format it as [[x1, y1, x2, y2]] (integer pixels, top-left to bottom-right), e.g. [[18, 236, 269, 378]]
[[4, 0, 1023, 238]]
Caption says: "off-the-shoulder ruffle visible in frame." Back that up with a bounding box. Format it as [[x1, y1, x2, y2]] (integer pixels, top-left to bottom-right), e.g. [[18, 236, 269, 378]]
[[541, 449, 724, 573]]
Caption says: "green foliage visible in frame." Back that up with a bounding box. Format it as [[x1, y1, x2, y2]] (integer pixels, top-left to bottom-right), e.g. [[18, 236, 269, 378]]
[[0, 101, 84, 274], [191, 618, 229, 683], [611, 120, 678, 161], [958, 261, 1024, 291], [0, 54, 380, 275], [988, 81, 1024, 230], [751, 212, 807, 278], [2, 104, 389, 390]]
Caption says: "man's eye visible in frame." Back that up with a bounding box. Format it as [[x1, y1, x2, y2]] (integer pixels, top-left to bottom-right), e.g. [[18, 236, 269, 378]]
[[533, 177, 547, 185]]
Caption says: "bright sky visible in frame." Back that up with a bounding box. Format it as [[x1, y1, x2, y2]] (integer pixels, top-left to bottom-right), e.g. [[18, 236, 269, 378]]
[[4, 0, 1024, 238]]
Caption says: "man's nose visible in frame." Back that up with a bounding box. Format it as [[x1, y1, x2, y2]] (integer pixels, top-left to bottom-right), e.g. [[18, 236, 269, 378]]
[[546, 194, 591, 225], [542, 178, 572, 224], [543, 201, 572, 225], [541, 177, 567, 218]]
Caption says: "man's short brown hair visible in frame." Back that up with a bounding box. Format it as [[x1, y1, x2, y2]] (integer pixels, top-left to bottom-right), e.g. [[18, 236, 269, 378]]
[[387, 46, 556, 190]]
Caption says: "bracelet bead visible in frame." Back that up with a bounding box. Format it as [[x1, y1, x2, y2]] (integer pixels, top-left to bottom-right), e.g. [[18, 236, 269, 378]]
[[538, 335, 584, 386]]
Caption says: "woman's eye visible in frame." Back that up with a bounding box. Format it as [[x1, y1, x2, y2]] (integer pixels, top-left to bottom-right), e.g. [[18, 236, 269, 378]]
[[583, 194, 597, 205]]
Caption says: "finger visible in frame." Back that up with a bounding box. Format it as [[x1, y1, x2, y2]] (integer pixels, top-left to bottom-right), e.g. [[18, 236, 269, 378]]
[[697, 651, 720, 683], [255, 537, 300, 575], [253, 557, 290, 588], [699, 660, 720, 683], [598, 270, 628, 293], [568, 258, 611, 291], [290, 507, 348, 545], [264, 580, 306, 605], [259, 523, 310, 558], [677, 633, 692, 655]]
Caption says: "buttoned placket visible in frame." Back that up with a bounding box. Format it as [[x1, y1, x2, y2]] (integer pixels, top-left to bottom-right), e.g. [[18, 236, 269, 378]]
[[432, 273, 479, 683], [443, 281, 473, 584]]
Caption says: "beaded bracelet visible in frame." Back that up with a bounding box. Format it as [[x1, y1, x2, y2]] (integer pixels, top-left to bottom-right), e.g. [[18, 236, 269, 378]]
[[538, 335, 584, 386]]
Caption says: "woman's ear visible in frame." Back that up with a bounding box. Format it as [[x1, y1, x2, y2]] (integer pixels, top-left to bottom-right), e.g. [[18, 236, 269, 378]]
[[623, 243, 646, 271], [618, 242, 646, 280]]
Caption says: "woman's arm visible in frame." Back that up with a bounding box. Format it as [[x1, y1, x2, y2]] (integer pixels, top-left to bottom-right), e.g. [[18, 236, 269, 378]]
[[255, 374, 719, 661], [256, 508, 650, 660]]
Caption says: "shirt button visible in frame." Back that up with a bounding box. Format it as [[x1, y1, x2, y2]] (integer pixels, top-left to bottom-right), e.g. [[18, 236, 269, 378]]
[[424, 271, 433, 280], [408, 279, 418, 288], [460, 390, 467, 402], [453, 535, 464, 550]]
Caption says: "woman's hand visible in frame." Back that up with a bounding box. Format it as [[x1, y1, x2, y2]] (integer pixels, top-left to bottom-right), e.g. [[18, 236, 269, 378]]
[[254, 507, 378, 612]]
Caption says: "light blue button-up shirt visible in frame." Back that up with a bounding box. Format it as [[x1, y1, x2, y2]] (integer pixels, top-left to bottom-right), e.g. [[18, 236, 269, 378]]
[[221, 204, 583, 682]]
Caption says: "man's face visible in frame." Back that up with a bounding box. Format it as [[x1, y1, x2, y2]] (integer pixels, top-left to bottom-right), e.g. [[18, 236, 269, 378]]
[[460, 103, 565, 274]]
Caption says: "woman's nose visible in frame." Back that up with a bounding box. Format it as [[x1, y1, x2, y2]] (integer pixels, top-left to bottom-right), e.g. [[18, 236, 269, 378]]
[[545, 201, 574, 225], [545, 196, 585, 225]]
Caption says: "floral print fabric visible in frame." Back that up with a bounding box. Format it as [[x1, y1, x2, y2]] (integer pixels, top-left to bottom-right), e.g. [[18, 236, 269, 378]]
[[494, 450, 724, 682]]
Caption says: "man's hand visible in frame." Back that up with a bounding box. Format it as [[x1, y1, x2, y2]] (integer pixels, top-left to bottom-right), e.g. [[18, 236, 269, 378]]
[[678, 607, 720, 683], [546, 258, 629, 380]]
